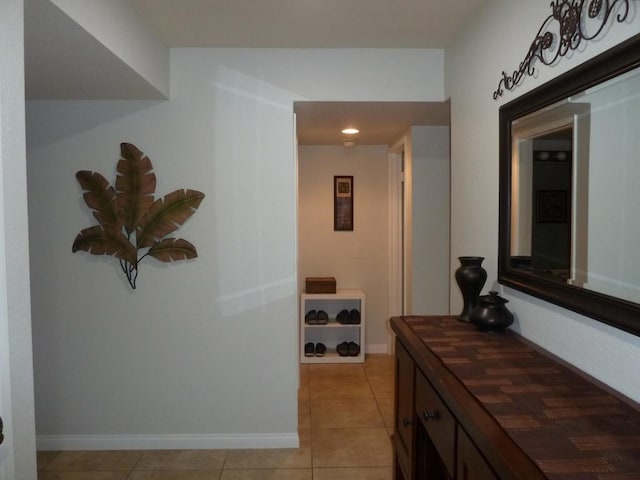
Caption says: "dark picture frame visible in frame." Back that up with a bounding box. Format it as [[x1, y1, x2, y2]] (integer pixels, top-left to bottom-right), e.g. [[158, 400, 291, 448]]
[[334, 176, 353, 231], [536, 190, 567, 223]]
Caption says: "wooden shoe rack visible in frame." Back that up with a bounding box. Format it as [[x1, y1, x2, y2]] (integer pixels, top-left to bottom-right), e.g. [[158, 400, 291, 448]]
[[300, 289, 365, 364]]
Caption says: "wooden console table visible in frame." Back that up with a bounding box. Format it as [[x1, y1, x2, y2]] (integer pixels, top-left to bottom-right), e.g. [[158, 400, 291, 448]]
[[391, 315, 640, 480]]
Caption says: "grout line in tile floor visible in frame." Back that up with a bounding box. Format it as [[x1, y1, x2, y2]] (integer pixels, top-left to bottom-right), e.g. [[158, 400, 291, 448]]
[[37, 354, 395, 480]]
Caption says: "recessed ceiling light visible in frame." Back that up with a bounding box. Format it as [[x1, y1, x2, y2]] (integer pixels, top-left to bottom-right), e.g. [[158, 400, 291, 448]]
[[341, 128, 359, 135]]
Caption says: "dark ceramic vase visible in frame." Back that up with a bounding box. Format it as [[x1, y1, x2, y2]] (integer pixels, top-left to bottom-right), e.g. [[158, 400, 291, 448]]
[[455, 256, 487, 323], [470, 291, 514, 332]]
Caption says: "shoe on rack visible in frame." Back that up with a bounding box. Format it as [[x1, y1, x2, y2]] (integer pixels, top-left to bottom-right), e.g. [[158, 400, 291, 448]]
[[304, 342, 315, 357], [305, 310, 318, 325], [315, 342, 327, 357], [347, 341, 360, 357], [336, 341, 350, 357], [316, 310, 329, 325], [349, 309, 361, 324], [337, 309, 350, 324]]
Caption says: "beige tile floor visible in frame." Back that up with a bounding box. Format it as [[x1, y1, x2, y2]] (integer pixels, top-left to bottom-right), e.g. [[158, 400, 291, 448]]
[[37, 354, 395, 480]]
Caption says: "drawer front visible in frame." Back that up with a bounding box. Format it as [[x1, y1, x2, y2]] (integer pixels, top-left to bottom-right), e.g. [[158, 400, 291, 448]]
[[416, 369, 456, 476], [457, 426, 498, 480], [395, 339, 415, 477]]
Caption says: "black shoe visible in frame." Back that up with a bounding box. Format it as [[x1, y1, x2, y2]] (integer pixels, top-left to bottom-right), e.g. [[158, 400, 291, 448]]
[[316, 310, 329, 325], [347, 341, 360, 356], [315, 342, 327, 357], [349, 309, 361, 324], [337, 309, 350, 324], [336, 341, 349, 357], [305, 310, 318, 324], [304, 342, 314, 357]]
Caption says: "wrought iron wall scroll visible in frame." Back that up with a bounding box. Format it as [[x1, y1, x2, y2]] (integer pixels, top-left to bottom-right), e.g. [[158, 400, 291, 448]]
[[493, 0, 631, 99]]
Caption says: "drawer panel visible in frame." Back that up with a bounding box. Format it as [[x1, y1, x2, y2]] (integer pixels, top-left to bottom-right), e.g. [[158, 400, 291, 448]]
[[416, 368, 455, 476], [395, 339, 415, 476], [457, 426, 498, 480]]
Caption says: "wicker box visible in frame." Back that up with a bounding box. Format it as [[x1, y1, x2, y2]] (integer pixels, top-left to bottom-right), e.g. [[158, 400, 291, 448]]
[[305, 277, 336, 294]]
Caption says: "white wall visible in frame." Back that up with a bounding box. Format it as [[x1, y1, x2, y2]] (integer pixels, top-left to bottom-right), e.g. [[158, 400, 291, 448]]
[[445, 0, 640, 401], [25, 0, 169, 100], [298, 145, 390, 352], [410, 126, 450, 314], [27, 48, 444, 448], [0, 0, 37, 477], [50, 0, 170, 97]]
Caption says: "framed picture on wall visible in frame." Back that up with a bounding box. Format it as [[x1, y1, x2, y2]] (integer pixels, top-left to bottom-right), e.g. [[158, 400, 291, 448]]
[[334, 176, 353, 231], [536, 190, 567, 223]]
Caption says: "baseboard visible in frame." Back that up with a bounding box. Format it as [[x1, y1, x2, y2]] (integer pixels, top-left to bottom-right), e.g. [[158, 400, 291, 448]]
[[36, 432, 300, 451], [365, 343, 390, 354]]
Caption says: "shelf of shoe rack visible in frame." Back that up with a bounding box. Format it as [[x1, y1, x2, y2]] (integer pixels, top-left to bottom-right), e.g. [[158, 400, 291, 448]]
[[300, 289, 365, 364]]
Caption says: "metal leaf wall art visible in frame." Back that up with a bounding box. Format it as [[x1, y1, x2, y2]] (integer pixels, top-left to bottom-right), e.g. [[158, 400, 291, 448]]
[[493, 0, 631, 99], [72, 143, 205, 289]]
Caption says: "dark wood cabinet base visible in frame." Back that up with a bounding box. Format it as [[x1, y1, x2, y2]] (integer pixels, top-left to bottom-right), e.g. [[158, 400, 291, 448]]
[[391, 315, 640, 480]]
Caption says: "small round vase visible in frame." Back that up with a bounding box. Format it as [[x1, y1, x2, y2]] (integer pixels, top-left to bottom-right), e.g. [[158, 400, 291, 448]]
[[470, 291, 514, 332], [455, 256, 487, 323]]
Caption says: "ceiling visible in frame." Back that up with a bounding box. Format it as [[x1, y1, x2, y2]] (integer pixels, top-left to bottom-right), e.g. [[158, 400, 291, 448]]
[[25, 0, 487, 144], [129, 0, 486, 49], [295, 101, 450, 146]]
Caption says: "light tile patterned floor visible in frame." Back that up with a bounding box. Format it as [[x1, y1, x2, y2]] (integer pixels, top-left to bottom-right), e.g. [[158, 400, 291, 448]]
[[37, 355, 394, 480]]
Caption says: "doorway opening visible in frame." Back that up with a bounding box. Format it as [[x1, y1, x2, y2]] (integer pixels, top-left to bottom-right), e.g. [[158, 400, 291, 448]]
[[294, 101, 451, 357]]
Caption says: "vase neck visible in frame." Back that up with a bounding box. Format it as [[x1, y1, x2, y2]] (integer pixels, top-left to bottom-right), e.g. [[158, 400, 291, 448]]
[[459, 256, 484, 267]]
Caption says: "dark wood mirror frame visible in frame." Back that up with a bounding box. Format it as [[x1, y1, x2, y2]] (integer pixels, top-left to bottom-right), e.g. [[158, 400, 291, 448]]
[[498, 33, 640, 337]]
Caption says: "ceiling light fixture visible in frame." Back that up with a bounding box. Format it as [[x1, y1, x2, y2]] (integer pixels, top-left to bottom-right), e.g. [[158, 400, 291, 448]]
[[341, 128, 359, 135]]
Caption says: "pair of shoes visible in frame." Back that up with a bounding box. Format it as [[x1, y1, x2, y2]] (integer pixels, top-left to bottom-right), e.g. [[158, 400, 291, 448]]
[[305, 310, 329, 325], [337, 309, 361, 324], [336, 341, 360, 357], [304, 342, 326, 357]]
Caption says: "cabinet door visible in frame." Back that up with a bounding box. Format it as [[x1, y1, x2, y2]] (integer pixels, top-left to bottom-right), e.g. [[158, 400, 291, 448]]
[[394, 339, 415, 479], [415, 369, 456, 477], [457, 427, 498, 480]]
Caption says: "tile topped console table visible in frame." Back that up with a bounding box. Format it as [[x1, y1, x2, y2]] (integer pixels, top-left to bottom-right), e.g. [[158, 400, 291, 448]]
[[391, 315, 640, 480]]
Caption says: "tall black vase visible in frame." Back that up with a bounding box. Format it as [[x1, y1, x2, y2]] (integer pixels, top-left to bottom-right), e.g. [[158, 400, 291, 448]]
[[455, 256, 487, 323]]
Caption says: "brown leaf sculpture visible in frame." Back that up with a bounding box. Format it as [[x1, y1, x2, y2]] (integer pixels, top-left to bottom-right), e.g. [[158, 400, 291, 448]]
[[136, 189, 205, 248], [148, 238, 198, 262], [116, 143, 157, 235], [75, 171, 121, 229], [72, 225, 137, 264], [72, 142, 205, 289]]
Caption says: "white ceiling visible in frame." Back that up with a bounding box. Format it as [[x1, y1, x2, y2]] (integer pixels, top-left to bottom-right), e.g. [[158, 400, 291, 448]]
[[25, 0, 486, 144], [129, 0, 486, 49], [295, 101, 450, 145]]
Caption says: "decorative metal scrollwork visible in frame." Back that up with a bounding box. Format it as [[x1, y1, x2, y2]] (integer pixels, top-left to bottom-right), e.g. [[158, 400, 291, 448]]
[[493, 0, 631, 99]]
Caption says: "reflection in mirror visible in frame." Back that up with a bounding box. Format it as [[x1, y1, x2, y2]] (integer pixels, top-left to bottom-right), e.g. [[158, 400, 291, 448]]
[[509, 67, 640, 305], [511, 126, 573, 280], [499, 34, 640, 336]]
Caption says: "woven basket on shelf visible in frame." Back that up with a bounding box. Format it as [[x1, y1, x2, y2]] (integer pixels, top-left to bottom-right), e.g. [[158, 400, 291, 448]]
[[305, 277, 336, 294]]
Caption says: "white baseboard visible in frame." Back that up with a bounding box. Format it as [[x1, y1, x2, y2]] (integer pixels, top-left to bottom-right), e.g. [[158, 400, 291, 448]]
[[36, 433, 299, 451], [365, 343, 390, 354]]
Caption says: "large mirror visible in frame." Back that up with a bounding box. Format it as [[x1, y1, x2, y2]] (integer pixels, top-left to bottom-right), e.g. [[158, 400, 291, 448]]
[[499, 33, 640, 336]]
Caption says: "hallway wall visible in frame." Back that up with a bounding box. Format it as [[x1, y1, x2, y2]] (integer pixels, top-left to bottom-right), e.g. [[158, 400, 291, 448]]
[[27, 47, 444, 449], [0, 0, 37, 477], [445, 0, 640, 401]]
